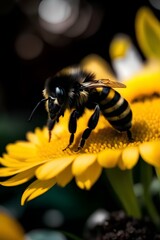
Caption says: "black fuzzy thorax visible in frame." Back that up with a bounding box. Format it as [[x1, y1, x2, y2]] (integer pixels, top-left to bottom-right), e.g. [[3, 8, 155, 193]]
[[45, 68, 94, 96]]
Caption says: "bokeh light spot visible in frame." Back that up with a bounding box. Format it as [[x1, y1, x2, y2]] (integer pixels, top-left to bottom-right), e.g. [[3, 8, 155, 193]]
[[43, 209, 64, 228], [38, 0, 79, 34], [149, 0, 160, 10], [38, 0, 72, 24], [15, 33, 44, 60]]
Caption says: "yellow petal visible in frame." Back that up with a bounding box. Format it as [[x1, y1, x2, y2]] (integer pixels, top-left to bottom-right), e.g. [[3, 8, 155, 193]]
[[97, 149, 121, 168], [0, 161, 45, 177], [56, 165, 73, 187], [34, 127, 49, 143], [0, 155, 40, 167], [139, 141, 160, 167], [0, 155, 23, 167], [36, 156, 75, 180], [72, 154, 97, 176], [75, 161, 102, 190], [0, 211, 24, 240], [26, 131, 40, 145], [0, 167, 36, 186], [118, 146, 139, 170], [135, 7, 160, 58], [21, 179, 56, 205], [118, 67, 160, 103], [0, 168, 24, 177], [6, 142, 37, 159], [109, 34, 131, 59], [80, 54, 116, 81]]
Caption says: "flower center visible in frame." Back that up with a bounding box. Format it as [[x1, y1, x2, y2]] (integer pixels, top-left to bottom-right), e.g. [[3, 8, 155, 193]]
[[37, 96, 160, 157], [131, 93, 160, 103], [131, 95, 160, 142], [84, 95, 160, 153]]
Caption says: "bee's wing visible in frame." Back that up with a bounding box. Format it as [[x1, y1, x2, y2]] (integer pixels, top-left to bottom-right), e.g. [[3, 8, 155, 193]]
[[98, 79, 126, 88], [82, 79, 126, 89]]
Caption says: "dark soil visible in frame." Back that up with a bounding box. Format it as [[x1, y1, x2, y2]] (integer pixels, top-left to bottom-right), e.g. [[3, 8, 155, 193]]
[[84, 211, 160, 240]]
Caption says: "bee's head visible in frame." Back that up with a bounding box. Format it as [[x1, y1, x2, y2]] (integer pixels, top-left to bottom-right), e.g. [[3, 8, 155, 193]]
[[28, 86, 65, 122], [46, 88, 66, 142], [47, 86, 66, 117], [28, 94, 64, 142]]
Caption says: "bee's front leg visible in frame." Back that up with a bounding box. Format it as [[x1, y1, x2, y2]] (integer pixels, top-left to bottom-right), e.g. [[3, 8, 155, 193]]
[[47, 119, 56, 142]]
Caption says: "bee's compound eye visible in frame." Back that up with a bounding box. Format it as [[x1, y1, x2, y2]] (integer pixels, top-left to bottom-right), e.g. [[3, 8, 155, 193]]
[[55, 87, 65, 104], [55, 87, 63, 96]]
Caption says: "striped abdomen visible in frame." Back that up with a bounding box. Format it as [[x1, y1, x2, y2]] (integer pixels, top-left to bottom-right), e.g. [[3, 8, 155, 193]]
[[98, 87, 132, 132]]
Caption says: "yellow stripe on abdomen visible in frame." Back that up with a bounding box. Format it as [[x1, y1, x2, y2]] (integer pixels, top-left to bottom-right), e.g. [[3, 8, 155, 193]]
[[106, 106, 131, 121], [102, 97, 124, 113], [100, 88, 115, 105]]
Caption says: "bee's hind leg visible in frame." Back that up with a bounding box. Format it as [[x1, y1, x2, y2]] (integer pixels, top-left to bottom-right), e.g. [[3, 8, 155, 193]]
[[126, 130, 134, 142], [76, 105, 100, 151], [63, 110, 79, 151]]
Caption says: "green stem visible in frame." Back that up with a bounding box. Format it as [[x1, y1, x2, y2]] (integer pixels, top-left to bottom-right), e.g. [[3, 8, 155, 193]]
[[106, 168, 141, 218], [62, 231, 82, 240], [140, 160, 160, 227]]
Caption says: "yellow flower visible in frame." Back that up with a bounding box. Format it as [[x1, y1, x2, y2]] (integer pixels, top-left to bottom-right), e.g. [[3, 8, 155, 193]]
[[0, 54, 160, 205]]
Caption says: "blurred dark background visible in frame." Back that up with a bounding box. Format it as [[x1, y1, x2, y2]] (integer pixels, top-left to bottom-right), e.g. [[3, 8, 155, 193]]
[[1, 0, 154, 114], [0, 0, 159, 239]]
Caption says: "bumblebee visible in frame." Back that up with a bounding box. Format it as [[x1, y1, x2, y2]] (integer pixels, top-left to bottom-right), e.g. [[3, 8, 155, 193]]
[[29, 67, 133, 150]]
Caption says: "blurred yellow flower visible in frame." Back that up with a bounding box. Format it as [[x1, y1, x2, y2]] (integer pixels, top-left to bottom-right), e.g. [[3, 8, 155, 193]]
[[135, 6, 160, 59], [0, 210, 25, 240], [0, 54, 160, 205]]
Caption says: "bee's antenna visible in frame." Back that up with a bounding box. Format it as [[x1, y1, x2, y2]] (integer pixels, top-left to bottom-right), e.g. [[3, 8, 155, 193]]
[[28, 98, 48, 121]]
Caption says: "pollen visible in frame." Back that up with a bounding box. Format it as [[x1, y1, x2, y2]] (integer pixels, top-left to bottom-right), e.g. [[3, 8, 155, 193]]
[[37, 130, 74, 159]]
